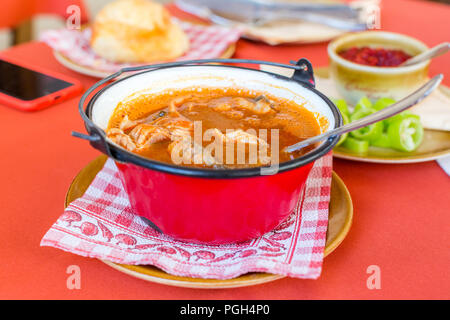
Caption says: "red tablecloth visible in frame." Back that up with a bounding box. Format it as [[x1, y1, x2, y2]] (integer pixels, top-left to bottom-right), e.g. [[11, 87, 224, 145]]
[[0, 0, 449, 299]]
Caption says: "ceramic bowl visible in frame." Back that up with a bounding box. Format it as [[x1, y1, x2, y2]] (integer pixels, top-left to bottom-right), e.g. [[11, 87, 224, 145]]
[[327, 31, 430, 105]]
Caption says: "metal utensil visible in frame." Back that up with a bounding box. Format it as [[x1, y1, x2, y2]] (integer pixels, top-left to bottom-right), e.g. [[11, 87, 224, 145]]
[[284, 74, 443, 153], [401, 42, 450, 66], [175, 0, 367, 31]]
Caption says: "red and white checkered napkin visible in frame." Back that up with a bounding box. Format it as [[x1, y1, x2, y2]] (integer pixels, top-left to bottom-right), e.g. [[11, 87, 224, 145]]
[[39, 20, 242, 73], [41, 153, 332, 280]]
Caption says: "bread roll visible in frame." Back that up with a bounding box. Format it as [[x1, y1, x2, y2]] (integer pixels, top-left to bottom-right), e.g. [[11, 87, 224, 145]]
[[91, 0, 189, 63]]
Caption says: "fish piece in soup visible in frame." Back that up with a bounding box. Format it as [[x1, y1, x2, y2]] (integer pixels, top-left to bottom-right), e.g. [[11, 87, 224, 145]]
[[108, 128, 137, 151], [129, 124, 170, 145]]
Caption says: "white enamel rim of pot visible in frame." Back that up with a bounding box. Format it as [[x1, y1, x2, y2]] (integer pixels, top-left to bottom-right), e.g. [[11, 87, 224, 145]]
[[86, 65, 342, 177]]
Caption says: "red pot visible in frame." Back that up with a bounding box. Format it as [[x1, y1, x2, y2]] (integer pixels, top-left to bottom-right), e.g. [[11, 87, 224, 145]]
[[76, 59, 341, 244], [114, 161, 314, 244]]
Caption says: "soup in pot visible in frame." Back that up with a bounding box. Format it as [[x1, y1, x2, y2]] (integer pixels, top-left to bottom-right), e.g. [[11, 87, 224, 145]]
[[106, 87, 324, 168]]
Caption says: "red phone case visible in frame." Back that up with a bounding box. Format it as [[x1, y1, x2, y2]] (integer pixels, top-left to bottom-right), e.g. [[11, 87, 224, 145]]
[[0, 55, 83, 111]]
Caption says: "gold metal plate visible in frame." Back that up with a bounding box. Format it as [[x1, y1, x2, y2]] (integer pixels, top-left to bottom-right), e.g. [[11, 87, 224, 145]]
[[315, 68, 450, 164], [65, 155, 353, 289]]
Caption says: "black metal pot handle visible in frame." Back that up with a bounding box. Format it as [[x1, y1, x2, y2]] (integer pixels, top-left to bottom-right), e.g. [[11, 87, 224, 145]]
[[291, 58, 316, 88], [73, 58, 315, 159]]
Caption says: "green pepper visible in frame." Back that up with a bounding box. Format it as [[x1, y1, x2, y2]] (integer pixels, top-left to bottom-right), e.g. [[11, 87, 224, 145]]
[[349, 108, 384, 142], [384, 110, 413, 126], [387, 115, 424, 152], [353, 96, 372, 113], [372, 97, 396, 111], [333, 98, 350, 117], [371, 133, 391, 148], [335, 112, 349, 147], [342, 137, 369, 153]]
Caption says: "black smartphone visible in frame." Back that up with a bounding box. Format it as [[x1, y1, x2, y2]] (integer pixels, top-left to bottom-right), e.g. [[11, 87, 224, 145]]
[[0, 56, 83, 111]]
